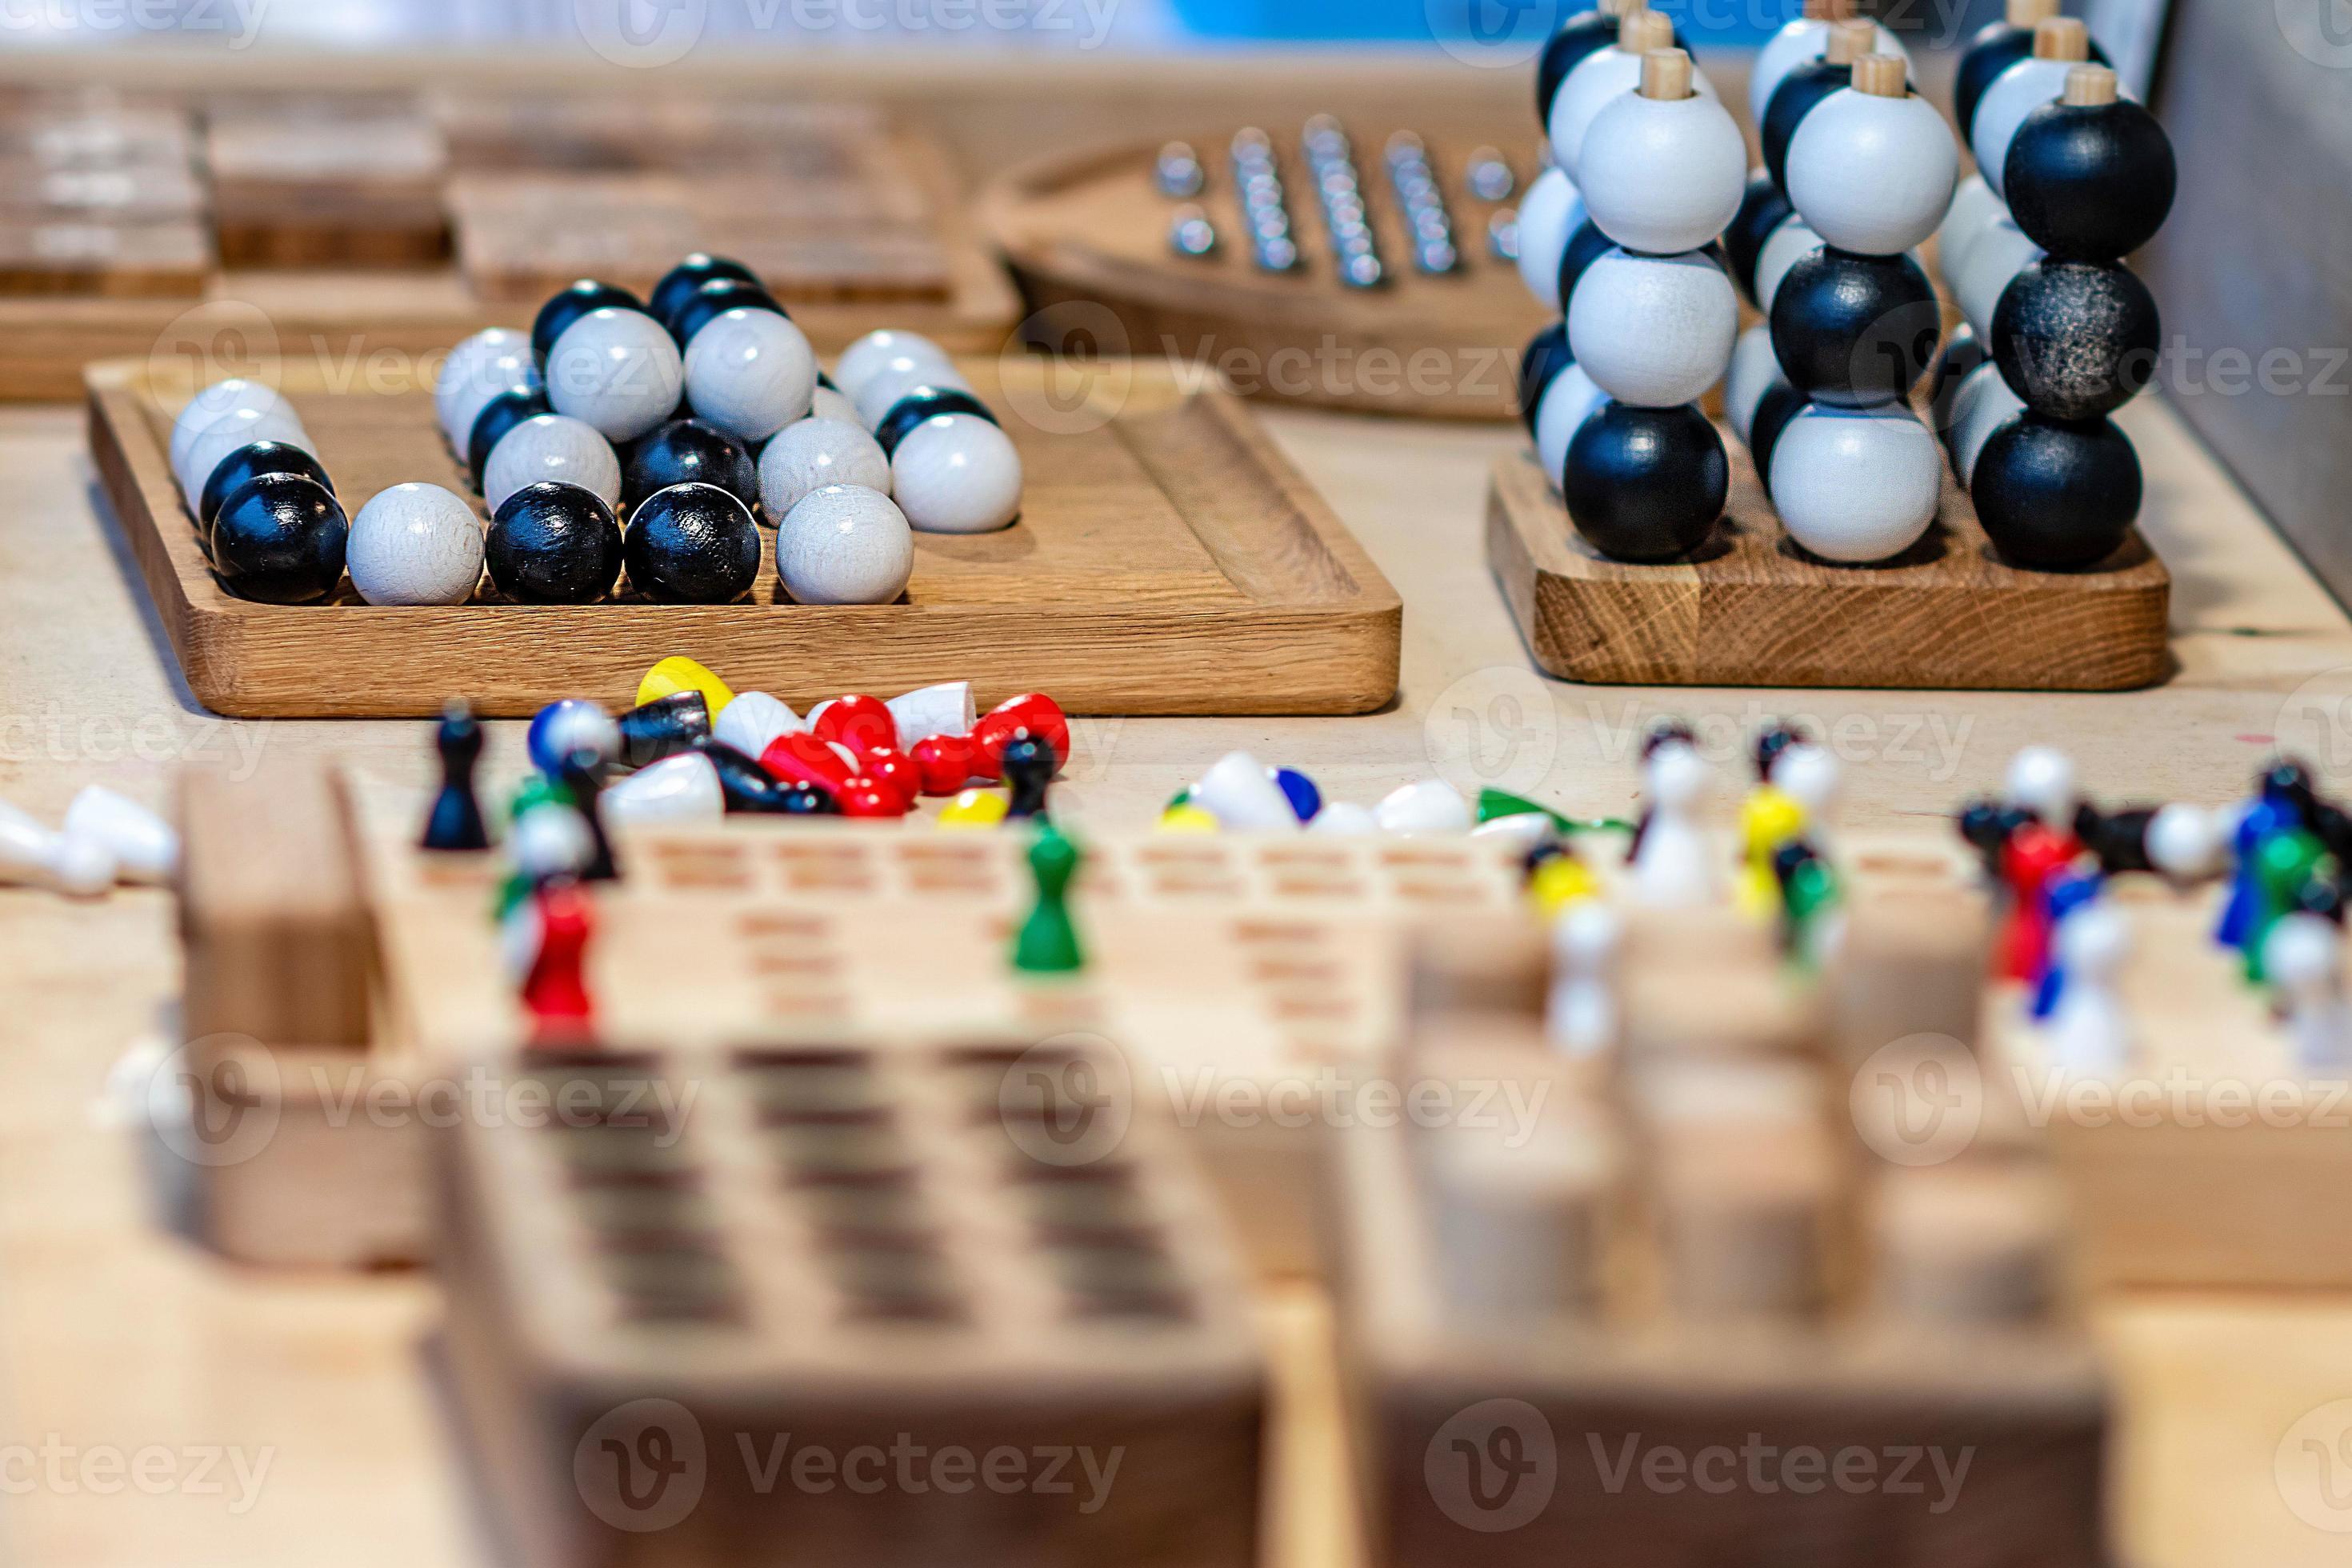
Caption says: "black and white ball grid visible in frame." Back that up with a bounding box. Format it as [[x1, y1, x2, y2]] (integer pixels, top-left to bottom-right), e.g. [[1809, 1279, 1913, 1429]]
[[170, 255, 1028, 609]]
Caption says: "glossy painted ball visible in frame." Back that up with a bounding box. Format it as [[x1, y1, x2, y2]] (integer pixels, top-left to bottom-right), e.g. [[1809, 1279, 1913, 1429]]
[[486, 481, 623, 603], [1752, 214, 1823, 318], [758, 417, 891, 518], [170, 378, 291, 478], [1990, 260, 2161, 422], [466, 386, 553, 487], [1954, 18, 2044, 146], [777, 484, 915, 605], [666, 278, 786, 350], [1768, 405, 1942, 564], [834, 329, 954, 406], [2003, 97, 2177, 260], [1567, 249, 1738, 409], [1972, 413, 2142, 568], [682, 307, 817, 444], [211, 473, 349, 604], [648, 253, 760, 330], [1768, 246, 1940, 407], [1784, 88, 1958, 256], [854, 357, 976, 430], [1579, 89, 1747, 256], [346, 482, 484, 606], [890, 414, 1023, 534], [196, 438, 333, 530], [811, 385, 859, 425], [1562, 402, 1726, 562], [544, 307, 685, 444], [621, 418, 757, 514], [483, 413, 621, 514], [435, 329, 536, 447], [175, 402, 308, 499], [623, 482, 762, 603], [1746, 381, 1809, 492], [531, 279, 641, 363], [1513, 167, 1584, 312]]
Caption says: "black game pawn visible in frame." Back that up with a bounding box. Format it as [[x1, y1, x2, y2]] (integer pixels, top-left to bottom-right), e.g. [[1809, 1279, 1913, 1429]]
[[422, 702, 490, 852], [1958, 796, 2035, 881], [557, 749, 618, 881], [615, 691, 711, 769], [1002, 734, 1059, 821]]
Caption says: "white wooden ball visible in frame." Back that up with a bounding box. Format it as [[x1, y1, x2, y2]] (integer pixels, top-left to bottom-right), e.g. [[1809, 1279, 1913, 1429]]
[[1534, 363, 1609, 489], [682, 308, 817, 444], [346, 482, 485, 606], [1946, 361, 2026, 486], [854, 356, 975, 430], [1753, 215, 1822, 317], [1580, 90, 1748, 256], [1770, 405, 1941, 563], [1749, 14, 1914, 127], [1514, 166, 1585, 310], [833, 330, 954, 406], [1566, 248, 1738, 408], [776, 484, 916, 606], [1725, 322, 1786, 443], [1550, 44, 1718, 183], [434, 329, 534, 447], [174, 404, 310, 498], [1785, 87, 1959, 256], [170, 379, 290, 478], [758, 417, 891, 518], [1935, 173, 2006, 285], [812, 386, 859, 425], [1973, 56, 2098, 202], [891, 414, 1024, 534], [1952, 216, 2043, 338], [544, 307, 684, 444], [483, 414, 621, 515]]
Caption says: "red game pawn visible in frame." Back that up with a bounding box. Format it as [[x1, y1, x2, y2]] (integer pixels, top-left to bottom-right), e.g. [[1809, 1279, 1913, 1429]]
[[971, 694, 1068, 779], [910, 733, 977, 794], [1997, 819, 2082, 982], [523, 880, 595, 1044], [760, 730, 858, 794], [810, 694, 896, 754]]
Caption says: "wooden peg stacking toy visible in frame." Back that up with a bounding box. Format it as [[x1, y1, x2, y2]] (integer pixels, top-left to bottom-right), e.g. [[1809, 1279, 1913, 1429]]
[[1971, 15, 2094, 201], [1747, 0, 1914, 130], [1759, 18, 1874, 193], [1955, 0, 2066, 146], [1548, 9, 1687, 182], [1536, 0, 1653, 135]]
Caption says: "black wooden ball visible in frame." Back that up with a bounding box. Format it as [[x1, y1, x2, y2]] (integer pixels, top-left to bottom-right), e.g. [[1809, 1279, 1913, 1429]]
[[1990, 260, 2161, 422], [1554, 218, 1618, 324], [1562, 402, 1726, 563], [1747, 382, 1809, 495], [197, 438, 333, 531], [1518, 322, 1574, 438], [467, 385, 553, 486], [2004, 98, 2177, 261], [666, 277, 788, 348], [648, 254, 761, 330], [874, 388, 997, 458], [211, 473, 348, 604], [1929, 325, 1989, 444], [487, 481, 624, 603], [622, 418, 758, 514], [623, 482, 762, 603], [1760, 58, 1851, 193], [1768, 246, 1941, 408], [1722, 172, 1794, 308], [1972, 413, 2143, 569], [531, 279, 641, 363], [1954, 20, 2110, 146]]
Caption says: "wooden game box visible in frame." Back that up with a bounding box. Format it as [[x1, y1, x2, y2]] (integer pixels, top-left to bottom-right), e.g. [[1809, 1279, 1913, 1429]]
[[88, 354, 1402, 719]]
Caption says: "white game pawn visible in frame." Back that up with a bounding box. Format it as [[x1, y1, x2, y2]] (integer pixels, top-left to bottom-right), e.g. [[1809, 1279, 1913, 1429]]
[[890, 415, 1024, 534], [1752, 213, 1824, 317], [1534, 363, 1609, 489], [1770, 405, 1941, 564], [1513, 165, 1586, 310], [1579, 50, 1747, 258], [499, 803, 597, 979], [1550, 11, 1716, 183], [683, 308, 817, 445], [62, 786, 178, 882], [1306, 800, 1379, 836], [1193, 751, 1299, 831], [1566, 249, 1738, 409], [0, 798, 114, 897], [1945, 360, 2028, 486], [1972, 17, 2096, 202], [2043, 902, 2133, 1074], [173, 403, 310, 499], [1725, 322, 1787, 444], [713, 690, 802, 757], [482, 414, 621, 515], [1630, 742, 1715, 908], [886, 681, 975, 749], [758, 417, 891, 518], [1375, 779, 1472, 834], [811, 385, 860, 425], [1546, 900, 1622, 1057], [602, 753, 725, 826], [1935, 174, 2007, 283], [434, 329, 536, 448], [170, 378, 292, 479], [1771, 740, 1842, 829], [543, 307, 684, 444], [1748, 0, 1915, 129], [1950, 216, 2042, 338], [2264, 914, 2352, 1073], [344, 483, 484, 606], [832, 329, 954, 406], [2146, 802, 2226, 883], [2005, 744, 2078, 826], [1783, 54, 1959, 257], [776, 484, 915, 605]]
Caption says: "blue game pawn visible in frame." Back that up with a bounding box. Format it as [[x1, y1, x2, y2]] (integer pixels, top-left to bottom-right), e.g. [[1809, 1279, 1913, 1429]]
[[422, 701, 491, 852], [527, 699, 619, 777], [2217, 764, 2316, 952], [2030, 870, 2106, 1019]]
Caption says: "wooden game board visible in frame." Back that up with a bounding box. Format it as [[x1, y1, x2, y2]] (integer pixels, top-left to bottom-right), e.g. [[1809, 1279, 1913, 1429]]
[[1486, 430, 2174, 691], [980, 120, 1545, 420], [87, 354, 1402, 718]]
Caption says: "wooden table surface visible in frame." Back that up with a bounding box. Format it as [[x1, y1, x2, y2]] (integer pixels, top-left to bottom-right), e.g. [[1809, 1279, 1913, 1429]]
[[5, 382, 2352, 1565]]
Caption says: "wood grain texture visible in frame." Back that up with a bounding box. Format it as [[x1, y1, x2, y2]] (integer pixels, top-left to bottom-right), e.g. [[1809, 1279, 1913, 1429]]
[[87, 354, 1401, 718], [980, 124, 1547, 421], [1487, 432, 2173, 690]]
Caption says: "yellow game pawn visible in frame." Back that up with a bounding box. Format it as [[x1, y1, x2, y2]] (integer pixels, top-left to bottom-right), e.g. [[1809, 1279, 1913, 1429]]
[[1735, 782, 1809, 920], [1528, 850, 1600, 919], [938, 787, 1010, 829], [635, 656, 735, 716], [1156, 803, 1221, 834]]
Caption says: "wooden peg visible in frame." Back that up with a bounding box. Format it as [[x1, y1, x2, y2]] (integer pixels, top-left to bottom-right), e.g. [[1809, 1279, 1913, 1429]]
[[1823, 17, 1874, 65], [1851, 51, 1906, 98], [2034, 14, 2090, 61], [2064, 62, 2120, 106], [1618, 8, 1673, 53], [1639, 47, 1694, 102], [1805, 0, 1855, 17], [1598, 0, 1646, 16], [2006, 0, 2058, 25]]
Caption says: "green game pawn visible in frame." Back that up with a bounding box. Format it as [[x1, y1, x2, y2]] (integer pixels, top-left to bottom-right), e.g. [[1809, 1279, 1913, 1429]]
[[2247, 828, 2331, 982], [1014, 823, 1085, 975]]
